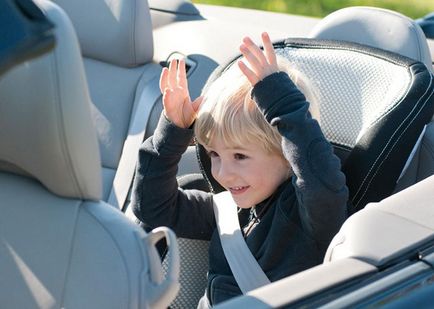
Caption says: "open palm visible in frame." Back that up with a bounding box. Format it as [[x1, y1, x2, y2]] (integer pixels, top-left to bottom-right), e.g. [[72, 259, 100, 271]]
[[238, 32, 278, 86], [160, 59, 202, 128]]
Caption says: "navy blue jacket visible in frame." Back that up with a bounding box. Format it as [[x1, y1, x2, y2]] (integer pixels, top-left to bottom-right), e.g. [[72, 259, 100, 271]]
[[131, 72, 348, 305]]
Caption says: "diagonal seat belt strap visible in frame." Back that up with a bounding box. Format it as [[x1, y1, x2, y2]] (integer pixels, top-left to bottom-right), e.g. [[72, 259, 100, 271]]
[[394, 124, 428, 193], [213, 191, 271, 294], [108, 72, 161, 209]]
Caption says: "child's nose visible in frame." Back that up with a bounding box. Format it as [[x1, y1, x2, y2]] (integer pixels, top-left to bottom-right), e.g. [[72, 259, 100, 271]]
[[216, 162, 235, 181]]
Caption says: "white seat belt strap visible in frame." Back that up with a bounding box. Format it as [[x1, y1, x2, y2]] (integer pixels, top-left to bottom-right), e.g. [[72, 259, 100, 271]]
[[108, 72, 161, 209], [395, 124, 427, 192], [213, 191, 270, 294]]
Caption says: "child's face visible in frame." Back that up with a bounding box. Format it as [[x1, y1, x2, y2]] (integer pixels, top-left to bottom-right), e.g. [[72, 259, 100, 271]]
[[204, 137, 290, 209]]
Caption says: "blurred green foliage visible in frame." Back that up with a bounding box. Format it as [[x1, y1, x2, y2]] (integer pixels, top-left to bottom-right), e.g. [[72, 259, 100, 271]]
[[191, 0, 434, 19]]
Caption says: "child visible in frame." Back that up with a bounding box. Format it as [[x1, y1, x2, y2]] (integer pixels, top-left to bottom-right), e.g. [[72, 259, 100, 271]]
[[131, 32, 348, 307]]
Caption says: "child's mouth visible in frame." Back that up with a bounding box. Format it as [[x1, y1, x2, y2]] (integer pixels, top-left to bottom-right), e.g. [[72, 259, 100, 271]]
[[229, 186, 249, 195]]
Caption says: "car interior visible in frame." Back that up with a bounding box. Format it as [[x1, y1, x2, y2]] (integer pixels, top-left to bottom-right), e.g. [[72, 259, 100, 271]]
[[1, 0, 434, 308]]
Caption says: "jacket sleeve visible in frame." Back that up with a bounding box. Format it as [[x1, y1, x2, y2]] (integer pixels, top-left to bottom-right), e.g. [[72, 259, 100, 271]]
[[130, 113, 216, 240], [252, 72, 348, 245]]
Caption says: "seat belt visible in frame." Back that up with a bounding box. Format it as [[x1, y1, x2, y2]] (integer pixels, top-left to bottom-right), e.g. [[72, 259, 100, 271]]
[[108, 70, 162, 209], [213, 191, 270, 294], [394, 124, 427, 192]]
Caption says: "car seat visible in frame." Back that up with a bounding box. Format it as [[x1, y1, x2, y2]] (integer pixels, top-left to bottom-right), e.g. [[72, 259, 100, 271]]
[[0, 1, 179, 308], [51, 0, 164, 205], [309, 6, 434, 193], [47, 1, 212, 308]]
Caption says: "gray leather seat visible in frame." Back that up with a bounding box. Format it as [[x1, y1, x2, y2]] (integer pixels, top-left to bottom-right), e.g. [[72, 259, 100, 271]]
[[47, 2, 211, 308], [0, 1, 178, 308], [51, 0, 164, 203]]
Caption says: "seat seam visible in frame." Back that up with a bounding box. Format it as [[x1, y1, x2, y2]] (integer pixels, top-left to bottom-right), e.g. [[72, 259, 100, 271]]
[[352, 73, 431, 202], [351, 69, 415, 202], [51, 37, 84, 198], [355, 91, 433, 207], [132, 0, 137, 65], [59, 201, 81, 308]]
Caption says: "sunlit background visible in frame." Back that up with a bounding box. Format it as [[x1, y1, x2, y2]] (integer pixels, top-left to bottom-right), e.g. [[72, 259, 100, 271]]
[[191, 0, 434, 19]]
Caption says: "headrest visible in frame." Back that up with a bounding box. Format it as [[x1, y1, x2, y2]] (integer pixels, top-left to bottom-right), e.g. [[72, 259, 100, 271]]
[[0, 0, 102, 200], [197, 39, 434, 213], [310, 6, 433, 72], [52, 0, 153, 67]]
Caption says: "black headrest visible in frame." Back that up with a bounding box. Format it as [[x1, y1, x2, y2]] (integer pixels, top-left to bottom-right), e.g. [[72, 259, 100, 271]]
[[196, 38, 434, 214]]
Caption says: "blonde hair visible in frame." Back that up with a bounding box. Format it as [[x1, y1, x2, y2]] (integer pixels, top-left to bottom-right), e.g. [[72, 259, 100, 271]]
[[195, 56, 319, 157]]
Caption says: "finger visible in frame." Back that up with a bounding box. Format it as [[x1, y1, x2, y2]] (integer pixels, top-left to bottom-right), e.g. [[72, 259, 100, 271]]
[[262, 32, 277, 67], [242, 36, 268, 66], [159, 67, 169, 94], [240, 43, 263, 75], [165, 89, 182, 123], [168, 59, 178, 88], [238, 60, 259, 85], [162, 88, 172, 111], [177, 59, 189, 95]]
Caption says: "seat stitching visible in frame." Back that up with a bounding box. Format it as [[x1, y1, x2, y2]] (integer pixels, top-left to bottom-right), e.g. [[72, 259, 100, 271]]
[[355, 82, 433, 207], [51, 40, 83, 197], [132, 0, 137, 64], [351, 68, 415, 202], [59, 201, 81, 308]]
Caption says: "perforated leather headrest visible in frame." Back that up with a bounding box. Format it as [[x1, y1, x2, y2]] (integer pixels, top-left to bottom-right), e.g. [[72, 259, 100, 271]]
[[0, 0, 102, 200], [310, 6, 432, 72], [198, 39, 434, 213], [52, 0, 153, 67]]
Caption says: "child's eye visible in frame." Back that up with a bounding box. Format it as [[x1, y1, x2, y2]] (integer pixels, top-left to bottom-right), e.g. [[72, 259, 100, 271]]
[[234, 153, 248, 160], [207, 150, 219, 158]]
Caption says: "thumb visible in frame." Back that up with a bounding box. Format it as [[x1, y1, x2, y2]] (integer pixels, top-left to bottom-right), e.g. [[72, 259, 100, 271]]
[[191, 96, 204, 113]]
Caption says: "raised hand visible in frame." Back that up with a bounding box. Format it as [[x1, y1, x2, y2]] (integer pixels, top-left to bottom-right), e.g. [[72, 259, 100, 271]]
[[238, 32, 278, 86], [160, 58, 203, 128]]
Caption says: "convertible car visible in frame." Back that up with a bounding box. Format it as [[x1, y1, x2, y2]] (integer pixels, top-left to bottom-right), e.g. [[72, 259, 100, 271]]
[[1, 0, 434, 308]]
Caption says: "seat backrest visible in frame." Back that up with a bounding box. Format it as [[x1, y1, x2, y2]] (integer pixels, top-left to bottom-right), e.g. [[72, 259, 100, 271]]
[[0, 1, 178, 308], [51, 0, 163, 201], [309, 6, 434, 195], [50, 2, 206, 307]]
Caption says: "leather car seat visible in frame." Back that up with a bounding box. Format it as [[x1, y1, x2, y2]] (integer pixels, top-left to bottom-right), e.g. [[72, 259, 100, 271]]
[[48, 2, 211, 308], [309, 6, 434, 194], [51, 0, 164, 205], [0, 1, 179, 308]]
